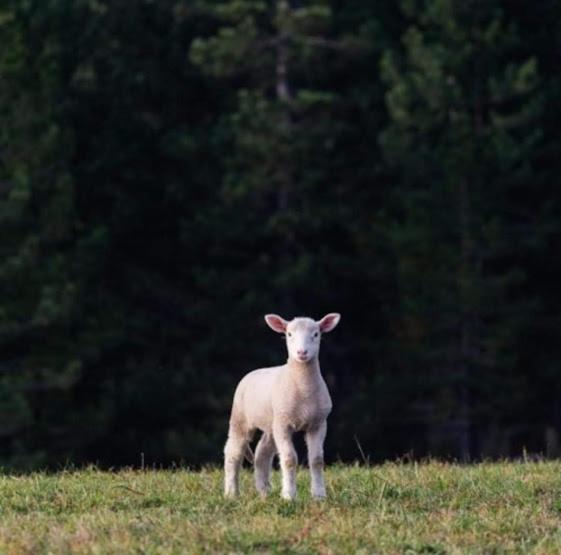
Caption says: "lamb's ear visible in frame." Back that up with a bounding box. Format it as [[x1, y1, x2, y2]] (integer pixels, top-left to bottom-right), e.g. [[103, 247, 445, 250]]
[[318, 313, 341, 333], [265, 314, 288, 333]]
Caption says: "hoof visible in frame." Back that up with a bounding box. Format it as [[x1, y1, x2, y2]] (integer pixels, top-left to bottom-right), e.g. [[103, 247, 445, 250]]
[[256, 486, 271, 498], [312, 488, 327, 500]]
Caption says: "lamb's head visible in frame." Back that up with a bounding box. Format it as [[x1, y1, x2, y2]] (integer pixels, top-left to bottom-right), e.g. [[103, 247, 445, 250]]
[[264, 313, 341, 363]]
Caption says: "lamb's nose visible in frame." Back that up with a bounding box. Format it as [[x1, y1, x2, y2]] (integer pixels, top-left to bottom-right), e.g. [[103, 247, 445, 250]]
[[297, 350, 308, 357]]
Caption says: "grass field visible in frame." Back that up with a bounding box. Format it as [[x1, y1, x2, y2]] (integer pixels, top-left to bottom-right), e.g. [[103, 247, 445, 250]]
[[1, 462, 561, 554]]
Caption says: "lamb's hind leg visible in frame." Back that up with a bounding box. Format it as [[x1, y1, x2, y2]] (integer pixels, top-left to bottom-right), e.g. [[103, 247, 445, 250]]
[[305, 421, 327, 499], [224, 425, 250, 497], [254, 432, 276, 496]]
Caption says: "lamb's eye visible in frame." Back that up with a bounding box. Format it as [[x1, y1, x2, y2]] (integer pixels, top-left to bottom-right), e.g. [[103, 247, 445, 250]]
[[287, 332, 292, 337], [314, 332, 319, 338]]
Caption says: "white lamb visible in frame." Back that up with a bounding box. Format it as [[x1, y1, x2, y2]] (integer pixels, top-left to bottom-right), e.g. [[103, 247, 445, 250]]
[[224, 312, 341, 500]]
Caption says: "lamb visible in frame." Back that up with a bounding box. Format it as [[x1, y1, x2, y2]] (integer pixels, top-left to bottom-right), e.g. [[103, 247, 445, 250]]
[[224, 312, 341, 500]]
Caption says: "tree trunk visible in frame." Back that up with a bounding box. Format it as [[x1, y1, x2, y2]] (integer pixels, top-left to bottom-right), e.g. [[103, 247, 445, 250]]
[[276, 0, 291, 106], [458, 177, 473, 462], [275, 0, 295, 313]]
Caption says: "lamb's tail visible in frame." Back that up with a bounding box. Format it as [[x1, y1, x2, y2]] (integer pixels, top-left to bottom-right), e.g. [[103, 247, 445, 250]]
[[244, 445, 254, 464]]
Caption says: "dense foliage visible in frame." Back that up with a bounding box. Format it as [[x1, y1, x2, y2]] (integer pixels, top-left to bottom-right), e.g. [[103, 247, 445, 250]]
[[0, 0, 559, 469]]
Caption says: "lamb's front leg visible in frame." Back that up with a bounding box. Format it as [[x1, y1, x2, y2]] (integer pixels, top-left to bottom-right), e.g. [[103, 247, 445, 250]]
[[305, 421, 327, 499], [273, 424, 297, 500]]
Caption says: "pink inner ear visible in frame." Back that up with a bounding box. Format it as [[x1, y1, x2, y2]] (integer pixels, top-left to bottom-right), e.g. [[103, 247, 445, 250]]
[[265, 314, 287, 333], [319, 313, 340, 333]]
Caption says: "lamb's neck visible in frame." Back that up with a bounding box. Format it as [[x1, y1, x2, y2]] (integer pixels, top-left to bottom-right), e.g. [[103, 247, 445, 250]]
[[285, 357, 322, 390]]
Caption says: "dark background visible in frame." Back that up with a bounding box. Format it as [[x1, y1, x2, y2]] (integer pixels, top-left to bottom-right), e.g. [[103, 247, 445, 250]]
[[0, 0, 560, 469]]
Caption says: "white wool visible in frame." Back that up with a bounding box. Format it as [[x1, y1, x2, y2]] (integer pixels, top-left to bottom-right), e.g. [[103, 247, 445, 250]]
[[224, 313, 340, 500]]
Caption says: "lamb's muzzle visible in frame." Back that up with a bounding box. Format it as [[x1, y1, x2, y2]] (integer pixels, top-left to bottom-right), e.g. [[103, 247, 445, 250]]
[[224, 312, 341, 500]]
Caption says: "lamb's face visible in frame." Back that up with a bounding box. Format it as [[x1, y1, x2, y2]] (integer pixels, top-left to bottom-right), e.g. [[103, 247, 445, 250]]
[[286, 318, 321, 363], [264, 313, 341, 363]]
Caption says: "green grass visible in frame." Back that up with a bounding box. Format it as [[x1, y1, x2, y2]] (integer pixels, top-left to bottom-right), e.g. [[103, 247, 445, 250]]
[[1, 462, 561, 553]]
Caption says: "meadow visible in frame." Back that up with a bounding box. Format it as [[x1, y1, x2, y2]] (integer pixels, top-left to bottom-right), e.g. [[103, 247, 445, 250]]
[[1, 462, 560, 554]]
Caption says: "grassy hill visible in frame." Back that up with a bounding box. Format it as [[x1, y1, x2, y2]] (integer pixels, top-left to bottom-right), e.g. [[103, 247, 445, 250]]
[[0, 462, 560, 553]]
